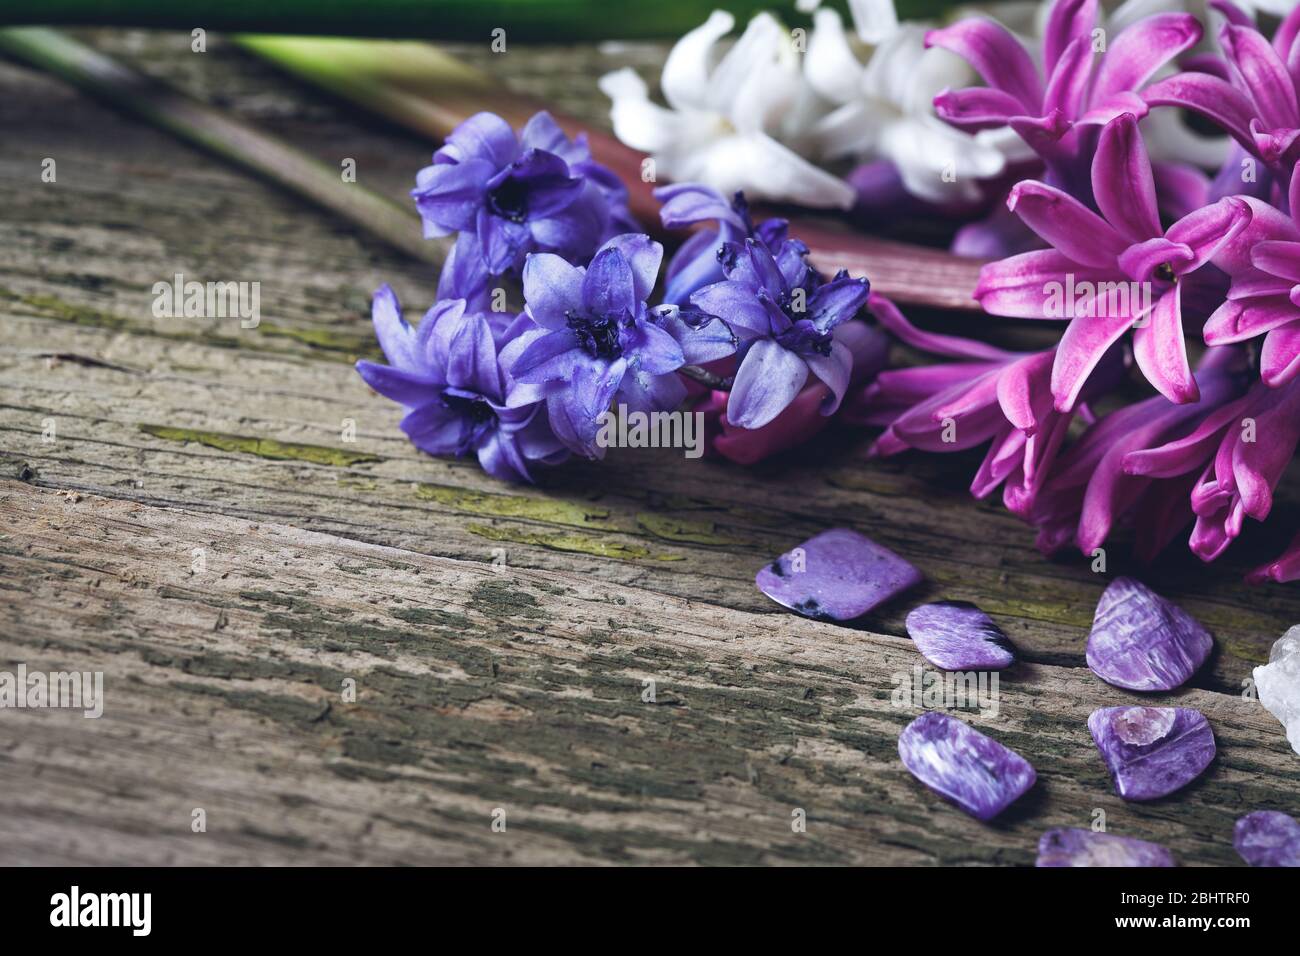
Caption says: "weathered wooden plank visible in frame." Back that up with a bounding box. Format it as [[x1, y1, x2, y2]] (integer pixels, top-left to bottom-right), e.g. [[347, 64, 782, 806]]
[[1, 484, 1295, 865], [2, 29, 1299, 867], [4, 309, 1298, 694]]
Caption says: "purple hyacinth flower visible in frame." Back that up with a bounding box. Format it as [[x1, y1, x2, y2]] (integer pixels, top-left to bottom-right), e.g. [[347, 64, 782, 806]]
[[755, 528, 921, 621], [977, 112, 1250, 410], [905, 602, 1016, 671], [898, 711, 1037, 821], [1234, 810, 1300, 867], [1088, 706, 1216, 801], [1036, 828, 1176, 867], [1085, 577, 1213, 691], [691, 237, 870, 429], [412, 111, 631, 276], [655, 184, 789, 305], [1145, 5, 1300, 182], [508, 233, 736, 458], [928, 0, 1201, 185], [355, 285, 566, 482]]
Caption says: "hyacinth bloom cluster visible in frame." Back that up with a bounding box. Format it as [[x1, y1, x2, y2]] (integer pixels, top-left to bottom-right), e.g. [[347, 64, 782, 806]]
[[359, 110, 883, 479], [889, 0, 1300, 582], [412, 110, 636, 278], [360, 0, 1300, 587]]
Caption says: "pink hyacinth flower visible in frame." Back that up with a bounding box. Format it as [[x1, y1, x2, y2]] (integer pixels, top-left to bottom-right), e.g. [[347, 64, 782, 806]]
[[977, 112, 1250, 411], [1205, 164, 1300, 387], [1144, 3, 1300, 185], [1124, 375, 1300, 561], [928, 0, 1201, 175], [844, 295, 1105, 516], [1027, 348, 1249, 559]]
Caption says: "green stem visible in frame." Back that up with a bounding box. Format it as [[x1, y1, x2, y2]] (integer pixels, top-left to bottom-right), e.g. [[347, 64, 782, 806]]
[[0, 1, 954, 42], [0, 27, 438, 265]]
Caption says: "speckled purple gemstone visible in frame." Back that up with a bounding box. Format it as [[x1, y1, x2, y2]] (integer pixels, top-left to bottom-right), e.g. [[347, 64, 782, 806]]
[[905, 601, 1015, 670], [755, 528, 921, 621], [1036, 828, 1176, 867], [897, 711, 1036, 821], [1088, 706, 1215, 801], [1234, 811, 1300, 867], [1085, 577, 1212, 691]]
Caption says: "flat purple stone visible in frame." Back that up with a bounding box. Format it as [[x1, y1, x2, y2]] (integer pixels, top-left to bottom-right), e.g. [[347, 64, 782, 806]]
[[1085, 577, 1213, 691], [897, 711, 1036, 821], [1036, 828, 1176, 867], [1088, 706, 1215, 801], [755, 528, 921, 621], [905, 601, 1015, 670], [1234, 811, 1300, 867]]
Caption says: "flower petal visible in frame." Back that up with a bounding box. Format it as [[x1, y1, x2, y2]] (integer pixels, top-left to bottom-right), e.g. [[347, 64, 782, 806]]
[[976, 250, 1118, 319], [654, 183, 745, 231], [1133, 285, 1198, 404], [356, 360, 440, 407], [728, 338, 810, 429], [1007, 181, 1128, 267], [870, 293, 1013, 360], [660, 9, 735, 112], [1165, 196, 1251, 275], [1042, 0, 1098, 69], [933, 86, 1027, 131], [444, 311, 501, 401], [369, 284, 417, 372], [1261, 321, 1300, 386], [1093, 113, 1161, 244], [627, 320, 686, 374], [511, 329, 584, 384], [1205, 294, 1299, 344], [522, 253, 586, 330], [691, 279, 773, 337], [925, 18, 1042, 114], [411, 158, 493, 233], [1221, 23, 1300, 132], [439, 112, 518, 168], [804, 340, 854, 415], [400, 403, 464, 457], [1142, 71, 1258, 148], [1251, 239, 1300, 282], [1091, 13, 1203, 103], [597, 233, 662, 304], [1052, 313, 1136, 411]]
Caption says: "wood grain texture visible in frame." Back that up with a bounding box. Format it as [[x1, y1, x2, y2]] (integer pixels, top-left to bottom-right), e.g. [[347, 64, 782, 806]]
[[1, 29, 1298, 865]]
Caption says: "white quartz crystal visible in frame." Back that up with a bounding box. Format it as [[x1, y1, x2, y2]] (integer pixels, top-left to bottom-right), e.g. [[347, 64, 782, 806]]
[[1254, 626, 1300, 757]]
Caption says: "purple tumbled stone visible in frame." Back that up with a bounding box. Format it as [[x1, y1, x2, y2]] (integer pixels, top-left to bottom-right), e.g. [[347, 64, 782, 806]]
[[897, 711, 1036, 821], [1036, 828, 1176, 867], [755, 528, 921, 621], [1234, 811, 1300, 867], [1088, 706, 1215, 801], [1085, 577, 1213, 691], [905, 601, 1015, 670]]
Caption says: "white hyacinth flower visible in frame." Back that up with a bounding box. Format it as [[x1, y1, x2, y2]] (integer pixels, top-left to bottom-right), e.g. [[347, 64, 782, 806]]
[[804, 0, 1008, 205], [598, 10, 857, 209]]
